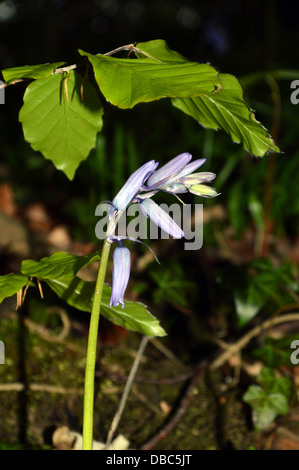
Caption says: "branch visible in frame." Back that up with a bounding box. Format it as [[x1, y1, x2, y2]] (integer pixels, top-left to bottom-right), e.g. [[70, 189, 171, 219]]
[[210, 312, 299, 370], [0, 383, 83, 394], [0, 79, 23, 89], [105, 336, 149, 449]]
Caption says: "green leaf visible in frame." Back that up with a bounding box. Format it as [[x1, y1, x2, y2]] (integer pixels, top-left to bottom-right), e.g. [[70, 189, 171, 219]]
[[21, 251, 100, 280], [135, 39, 191, 62], [1, 61, 65, 84], [134, 41, 279, 156], [101, 284, 166, 337], [45, 277, 166, 337], [243, 385, 289, 431], [267, 393, 289, 415], [79, 45, 219, 109], [172, 73, 280, 156], [0, 273, 29, 303], [243, 384, 267, 407], [234, 288, 265, 326], [257, 367, 294, 400], [19, 70, 103, 179], [253, 336, 299, 368], [45, 277, 93, 312], [243, 368, 293, 431], [233, 259, 298, 326], [150, 269, 196, 307]]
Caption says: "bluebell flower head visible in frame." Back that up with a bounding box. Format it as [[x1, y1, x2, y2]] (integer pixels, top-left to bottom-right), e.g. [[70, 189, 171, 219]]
[[110, 246, 131, 309], [107, 152, 219, 308]]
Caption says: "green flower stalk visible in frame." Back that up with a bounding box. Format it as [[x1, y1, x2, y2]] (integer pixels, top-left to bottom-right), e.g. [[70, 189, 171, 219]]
[[82, 152, 219, 449]]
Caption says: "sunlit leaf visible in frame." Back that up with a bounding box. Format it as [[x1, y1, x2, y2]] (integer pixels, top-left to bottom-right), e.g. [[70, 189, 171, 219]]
[[45, 277, 166, 337], [234, 292, 264, 327], [79, 44, 219, 109], [135, 40, 279, 155], [1, 62, 65, 84], [172, 74, 280, 156], [21, 251, 100, 280], [0, 273, 29, 303], [243, 386, 288, 431], [243, 368, 293, 431], [19, 70, 103, 179]]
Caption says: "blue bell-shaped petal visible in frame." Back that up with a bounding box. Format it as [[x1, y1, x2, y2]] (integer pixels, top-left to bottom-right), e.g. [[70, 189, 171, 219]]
[[110, 246, 131, 309], [174, 158, 206, 180], [179, 172, 216, 185], [112, 160, 159, 211], [146, 152, 192, 189], [139, 198, 184, 239]]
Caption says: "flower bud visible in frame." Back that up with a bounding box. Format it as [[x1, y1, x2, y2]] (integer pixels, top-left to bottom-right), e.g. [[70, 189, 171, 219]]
[[146, 152, 192, 189], [110, 246, 131, 309]]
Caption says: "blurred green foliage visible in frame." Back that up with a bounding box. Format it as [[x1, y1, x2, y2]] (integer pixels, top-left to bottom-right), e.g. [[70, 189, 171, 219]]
[[243, 367, 296, 431]]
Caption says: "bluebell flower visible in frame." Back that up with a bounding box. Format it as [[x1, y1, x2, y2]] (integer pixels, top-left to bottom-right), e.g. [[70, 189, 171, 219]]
[[139, 198, 184, 239], [109, 245, 131, 309], [112, 160, 159, 211], [145, 152, 192, 189]]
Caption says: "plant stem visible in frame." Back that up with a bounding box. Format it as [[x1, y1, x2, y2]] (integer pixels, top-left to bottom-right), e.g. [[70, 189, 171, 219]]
[[82, 239, 111, 450]]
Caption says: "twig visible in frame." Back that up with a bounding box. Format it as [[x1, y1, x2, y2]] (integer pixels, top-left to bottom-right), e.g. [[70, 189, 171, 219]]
[[11, 306, 71, 344], [52, 62, 83, 75], [149, 337, 183, 365], [131, 386, 161, 414], [95, 370, 193, 385], [0, 382, 83, 394], [0, 79, 24, 89], [105, 336, 149, 449], [209, 313, 299, 370], [104, 43, 137, 57]]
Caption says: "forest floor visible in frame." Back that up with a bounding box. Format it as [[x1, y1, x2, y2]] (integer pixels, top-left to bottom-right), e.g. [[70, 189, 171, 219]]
[[1, 189, 299, 451]]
